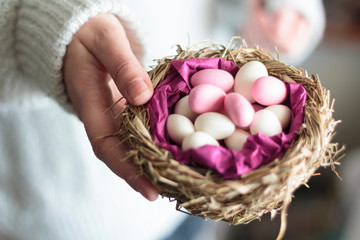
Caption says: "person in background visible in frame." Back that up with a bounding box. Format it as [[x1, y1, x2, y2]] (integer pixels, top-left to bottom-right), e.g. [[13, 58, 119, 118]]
[[0, 0, 325, 239]]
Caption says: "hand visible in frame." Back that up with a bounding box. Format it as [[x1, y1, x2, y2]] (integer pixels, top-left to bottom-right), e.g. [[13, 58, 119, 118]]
[[63, 13, 158, 201]]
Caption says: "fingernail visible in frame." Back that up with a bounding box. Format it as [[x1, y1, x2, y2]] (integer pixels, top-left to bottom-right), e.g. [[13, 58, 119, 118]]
[[125, 78, 153, 105], [145, 190, 159, 201], [137, 181, 159, 201]]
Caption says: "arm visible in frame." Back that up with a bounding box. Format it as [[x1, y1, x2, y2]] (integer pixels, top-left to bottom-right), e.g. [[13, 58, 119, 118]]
[[15, 0, 158, 200], [15, 0, 144, 111]]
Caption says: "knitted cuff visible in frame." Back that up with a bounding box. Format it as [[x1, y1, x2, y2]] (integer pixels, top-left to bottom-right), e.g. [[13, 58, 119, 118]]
[[15, 0, 144, 112]]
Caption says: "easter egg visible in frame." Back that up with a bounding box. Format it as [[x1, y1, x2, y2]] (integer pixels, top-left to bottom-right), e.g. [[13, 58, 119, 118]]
[[251, 76, 287, 106], [234, 61, 268, 103], [188, 84, 226, 114], [250, 109, 282, 137], [194, 112, 235, 140], [174, 95, 198, 122], [266, 105, 292, 130], [224, 128, 251, 151], [190, 69, 234, 92], [224, 92, 255, 128], [166, 114, 195, 145], [182, 132, 219, 151]]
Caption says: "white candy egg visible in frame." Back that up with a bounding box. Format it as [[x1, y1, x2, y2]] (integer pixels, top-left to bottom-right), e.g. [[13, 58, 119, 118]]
[[250, 110, 282, 137], [224, 128, 251, 151], [174, 95, 198, 122], [182, 131, 219, 151], [166, 114, 195, 145], [234, 61, 268, 103], [266, 105, 292, 130], [194, 112, 235, 140]]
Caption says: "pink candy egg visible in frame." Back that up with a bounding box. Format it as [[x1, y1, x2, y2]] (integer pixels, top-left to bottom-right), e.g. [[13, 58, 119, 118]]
[[251, 76, 287, 106], [250, 109, 282, 137], [188, 84, 226, 114], [190, 69, 234, 92], [224, 92, 255, 128]]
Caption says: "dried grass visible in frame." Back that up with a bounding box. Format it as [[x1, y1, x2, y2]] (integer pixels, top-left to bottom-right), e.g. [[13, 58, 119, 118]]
[[116, 40, 344, 239]]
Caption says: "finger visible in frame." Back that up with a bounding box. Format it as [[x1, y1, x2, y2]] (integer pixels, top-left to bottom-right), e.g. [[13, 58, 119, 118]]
[[64, 38, 158, 201], [76, 14, 153, 106]]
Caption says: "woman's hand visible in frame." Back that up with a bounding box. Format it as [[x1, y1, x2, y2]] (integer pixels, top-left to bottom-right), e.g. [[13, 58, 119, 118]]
[[63, 13, 158, 201]]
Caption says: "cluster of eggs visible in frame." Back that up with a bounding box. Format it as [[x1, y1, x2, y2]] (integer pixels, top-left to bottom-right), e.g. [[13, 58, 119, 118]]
[[166, 61, 292, 152]]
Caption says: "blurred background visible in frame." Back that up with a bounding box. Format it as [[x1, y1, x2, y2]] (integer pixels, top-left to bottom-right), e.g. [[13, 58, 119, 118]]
[[164, 0, 360, 239], [304, 0, 360, 153]]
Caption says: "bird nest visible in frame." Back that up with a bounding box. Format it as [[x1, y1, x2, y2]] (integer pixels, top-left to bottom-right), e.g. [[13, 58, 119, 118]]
[[117, 41, 343, 239]]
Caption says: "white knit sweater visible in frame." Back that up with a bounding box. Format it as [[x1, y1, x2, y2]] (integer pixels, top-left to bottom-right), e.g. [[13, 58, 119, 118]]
[[0, 0, 325, 239]]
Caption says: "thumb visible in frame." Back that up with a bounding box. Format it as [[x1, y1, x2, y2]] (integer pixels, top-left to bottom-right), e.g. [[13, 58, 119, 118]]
[[78, 14, 153, 106]]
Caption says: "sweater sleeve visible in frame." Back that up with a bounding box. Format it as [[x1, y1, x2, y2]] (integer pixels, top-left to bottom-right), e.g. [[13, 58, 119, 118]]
[[15, 0, 144, 112]]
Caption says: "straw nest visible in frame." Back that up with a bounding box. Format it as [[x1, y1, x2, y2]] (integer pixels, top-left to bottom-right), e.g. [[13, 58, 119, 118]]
[[117, 41, 343, 238]]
